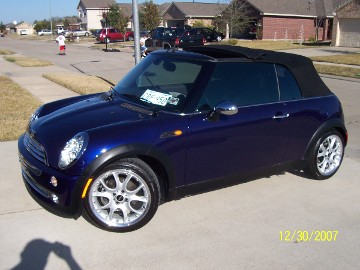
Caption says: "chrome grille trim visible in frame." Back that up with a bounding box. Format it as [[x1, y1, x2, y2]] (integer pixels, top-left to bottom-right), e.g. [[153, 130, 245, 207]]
[[23, 133, 48, 165], [19, 154, 42, 176]]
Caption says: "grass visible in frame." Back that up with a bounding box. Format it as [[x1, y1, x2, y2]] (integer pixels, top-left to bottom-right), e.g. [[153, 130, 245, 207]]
[[314, 64, 360, 79], [0, 49, 15, 55], [90, 41, 134, 51], [43, 73, 114, 95], [4, 56, 52, 67], [225, 40, 319, 50], [311, 53, 360, 66], [0, 76, 42, 141]]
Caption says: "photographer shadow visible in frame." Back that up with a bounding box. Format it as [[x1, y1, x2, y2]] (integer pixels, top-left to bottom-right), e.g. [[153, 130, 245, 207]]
[[11, 239, 81, 270]]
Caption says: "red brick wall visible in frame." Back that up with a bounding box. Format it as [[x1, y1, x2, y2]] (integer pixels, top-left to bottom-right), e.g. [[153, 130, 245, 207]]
[[261, 16, 326, 41]]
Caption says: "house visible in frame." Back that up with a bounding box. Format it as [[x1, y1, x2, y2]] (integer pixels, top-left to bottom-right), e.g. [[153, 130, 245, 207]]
[[77, 0, 116, 30], [5, 22, 17, 34], [332, 0, 360, 47], [162, 2, 227, 27], [233, 0, 350, 41], [15, 21, 34, 35]]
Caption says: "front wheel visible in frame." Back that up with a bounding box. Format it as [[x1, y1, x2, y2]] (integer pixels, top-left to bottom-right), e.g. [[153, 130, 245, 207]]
[[128, 35, 134, 41], [304, 129, 344, 180], [83, 158, 161, 232]]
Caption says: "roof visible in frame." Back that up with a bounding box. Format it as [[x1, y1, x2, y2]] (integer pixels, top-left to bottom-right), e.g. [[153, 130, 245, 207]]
[[15, 21, 33, 27], [184, 45, 331, 98], [78, 0, 116, 9], [117, 3, 133, 17], [166, 2, 227, 17], [246, 0, 349, 17], [117, 3, 165, 18]]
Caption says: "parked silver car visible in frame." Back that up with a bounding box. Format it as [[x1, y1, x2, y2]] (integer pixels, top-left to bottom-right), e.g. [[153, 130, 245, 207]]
[[65, 29, 90, 37]]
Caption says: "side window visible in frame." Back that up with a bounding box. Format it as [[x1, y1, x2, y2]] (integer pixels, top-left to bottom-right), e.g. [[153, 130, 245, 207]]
[[197, 62, 279, 111], [276, 65, 302, 101]]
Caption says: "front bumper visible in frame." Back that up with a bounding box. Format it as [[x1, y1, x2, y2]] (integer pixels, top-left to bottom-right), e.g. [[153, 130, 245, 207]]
[[18, 134, 84, 218]]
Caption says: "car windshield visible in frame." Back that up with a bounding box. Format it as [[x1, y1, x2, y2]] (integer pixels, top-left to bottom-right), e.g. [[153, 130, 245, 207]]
[[114, 53, 207, 113]]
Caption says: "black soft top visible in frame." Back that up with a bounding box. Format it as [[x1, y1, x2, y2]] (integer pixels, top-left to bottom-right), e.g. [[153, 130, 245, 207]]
[[184, 45, 332, 98]]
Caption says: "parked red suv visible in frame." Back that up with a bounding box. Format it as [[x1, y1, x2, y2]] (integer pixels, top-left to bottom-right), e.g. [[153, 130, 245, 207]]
[[96, 28, 134, 43]]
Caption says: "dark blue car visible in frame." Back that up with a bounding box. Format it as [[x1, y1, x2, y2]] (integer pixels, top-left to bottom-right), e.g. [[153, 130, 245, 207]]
[[18, 45, 347, 232]]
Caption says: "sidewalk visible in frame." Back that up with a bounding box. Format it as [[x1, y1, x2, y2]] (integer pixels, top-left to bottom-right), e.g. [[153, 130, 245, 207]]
[[0, 56, 78, 104]]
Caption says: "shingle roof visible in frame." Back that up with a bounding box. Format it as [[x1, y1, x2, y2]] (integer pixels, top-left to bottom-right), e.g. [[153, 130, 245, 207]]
[[169, 2, 228, 17], [246, 0, 349, 17], [78, 0, 116, 9], [247, 0, 318, 16], [117, 3, 133, 17]]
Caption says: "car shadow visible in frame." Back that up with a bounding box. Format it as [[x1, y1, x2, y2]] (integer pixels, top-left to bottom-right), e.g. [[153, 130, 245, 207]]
[[11, 239, 82, 270]]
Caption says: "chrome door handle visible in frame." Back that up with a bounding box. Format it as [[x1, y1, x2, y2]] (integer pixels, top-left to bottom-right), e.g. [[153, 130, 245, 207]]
[[272, 113, 289, 119]]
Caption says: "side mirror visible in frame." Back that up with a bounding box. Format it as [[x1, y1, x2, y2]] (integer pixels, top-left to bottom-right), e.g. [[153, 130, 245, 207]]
[[215, 101, 238, 116], [207, 101, 238, 121]]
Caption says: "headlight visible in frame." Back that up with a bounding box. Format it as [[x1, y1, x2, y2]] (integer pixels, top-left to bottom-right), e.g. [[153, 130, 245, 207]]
[[58, 132, 88, 169]]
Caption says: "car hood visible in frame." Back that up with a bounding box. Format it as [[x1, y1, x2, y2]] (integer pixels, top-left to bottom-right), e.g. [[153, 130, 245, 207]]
[[30, 94, 157, 151]]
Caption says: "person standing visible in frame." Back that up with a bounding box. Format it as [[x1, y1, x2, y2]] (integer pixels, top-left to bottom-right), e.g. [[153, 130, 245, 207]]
[[55, 33, 66, 55]]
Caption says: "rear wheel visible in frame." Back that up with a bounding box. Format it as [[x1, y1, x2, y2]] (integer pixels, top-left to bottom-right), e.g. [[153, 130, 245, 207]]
[[128, 35, 134, 41], [83, 158, 160, 232], [304, 129, 344, 180], [105, 37, 111, 44]]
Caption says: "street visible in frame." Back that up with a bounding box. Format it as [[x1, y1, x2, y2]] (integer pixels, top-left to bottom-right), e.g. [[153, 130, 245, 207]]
[[1, 38, 360, 269]]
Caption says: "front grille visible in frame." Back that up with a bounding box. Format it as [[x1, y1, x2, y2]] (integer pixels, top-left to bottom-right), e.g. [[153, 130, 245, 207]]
[[22, 171, 50, 199], [23, 133, 48, 165]]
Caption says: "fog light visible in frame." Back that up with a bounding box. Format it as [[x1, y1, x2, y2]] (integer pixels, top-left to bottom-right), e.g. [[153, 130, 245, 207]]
[[51, 194, 59, 204], [50, 176, 58, 187]]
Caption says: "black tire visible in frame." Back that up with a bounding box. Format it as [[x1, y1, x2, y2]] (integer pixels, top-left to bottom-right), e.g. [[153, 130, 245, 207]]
[[304, 129, 344, 180], [83, 158, 160, 232], [128, 35, 134, 41]]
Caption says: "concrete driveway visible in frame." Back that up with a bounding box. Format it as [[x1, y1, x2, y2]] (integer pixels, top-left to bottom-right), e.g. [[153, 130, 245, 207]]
[[1, 38, 360, 269]]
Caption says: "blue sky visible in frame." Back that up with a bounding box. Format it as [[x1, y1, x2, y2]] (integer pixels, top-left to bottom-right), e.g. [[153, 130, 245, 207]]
[[0, 0, 221, 25]]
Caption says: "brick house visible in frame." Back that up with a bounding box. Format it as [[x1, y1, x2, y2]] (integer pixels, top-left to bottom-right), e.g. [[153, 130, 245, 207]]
[[239, 0, 350, 41], [332, 0, 360, 47]]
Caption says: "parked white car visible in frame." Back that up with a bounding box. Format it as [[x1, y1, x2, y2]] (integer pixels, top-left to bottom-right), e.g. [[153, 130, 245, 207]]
[[37, 29, 52, 36]]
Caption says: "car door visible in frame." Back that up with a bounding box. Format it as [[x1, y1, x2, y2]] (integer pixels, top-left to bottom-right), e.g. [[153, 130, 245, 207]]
[[185, 62, 291, 184]]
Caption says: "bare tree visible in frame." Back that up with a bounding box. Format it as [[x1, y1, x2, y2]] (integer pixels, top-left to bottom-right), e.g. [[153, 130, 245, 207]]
[[215, 0, 253, 38]]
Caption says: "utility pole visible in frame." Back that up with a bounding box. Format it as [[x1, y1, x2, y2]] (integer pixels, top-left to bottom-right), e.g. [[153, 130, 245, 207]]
[[132, 0, 141, 64], [49, 0, 53, 38]]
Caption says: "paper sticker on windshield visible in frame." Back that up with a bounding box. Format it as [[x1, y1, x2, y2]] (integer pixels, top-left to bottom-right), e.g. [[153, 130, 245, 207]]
[[141, 90, 172, 106]]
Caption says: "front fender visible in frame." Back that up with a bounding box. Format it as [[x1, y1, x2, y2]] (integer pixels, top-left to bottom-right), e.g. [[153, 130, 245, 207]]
[[72, 143, 176, 213]]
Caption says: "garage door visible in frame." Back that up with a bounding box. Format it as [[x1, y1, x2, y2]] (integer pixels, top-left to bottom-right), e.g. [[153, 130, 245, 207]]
[[338, 18, 360, 47]]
